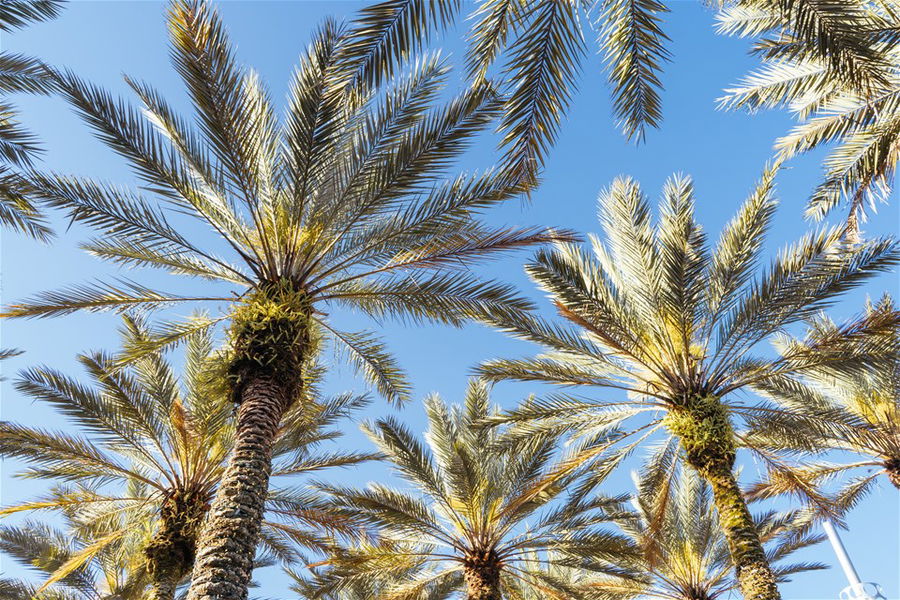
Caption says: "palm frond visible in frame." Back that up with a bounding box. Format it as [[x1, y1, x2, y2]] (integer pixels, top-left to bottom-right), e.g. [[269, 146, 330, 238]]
[[337, 0, 462, 92], [318, 323, 410, 406], [0, 52, 56, 94], [2, 278, 229, 318], [0, 168, 52, 240], [0, 0, 65, 31], [498, 0, 586, 183], [594, 0, 670, 141]]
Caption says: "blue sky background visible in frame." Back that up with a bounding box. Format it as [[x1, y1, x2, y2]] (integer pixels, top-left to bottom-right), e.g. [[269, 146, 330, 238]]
[[1, 1, 898, 598]]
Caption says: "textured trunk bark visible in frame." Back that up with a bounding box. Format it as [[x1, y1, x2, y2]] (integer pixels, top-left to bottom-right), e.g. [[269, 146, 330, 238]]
[[666, 396, 781, 600], [705, 463, 781, 600], [145, 497, 201, 600], [148, 576, 178, 600], [185, 373, 293, 600], [464, 566, 501, 600], [463, 549, 501, 600]]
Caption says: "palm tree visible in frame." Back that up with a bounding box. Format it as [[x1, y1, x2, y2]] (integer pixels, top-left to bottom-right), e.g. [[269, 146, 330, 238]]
[[600, 443, 827, 600], [501, 446, 826, 600], [309, 380, 637, 600], [0, 314, 373, 600], [0, 0, 64, 240], [744, 295, 900, 513], [0, 518, 145, 600], [718, 0, 899, 237], [1, 1, 570, 597], [475, 168, 899, 600]]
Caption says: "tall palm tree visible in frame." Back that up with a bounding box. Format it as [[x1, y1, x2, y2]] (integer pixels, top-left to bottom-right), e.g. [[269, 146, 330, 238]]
[[600, 443, 827, 600], [475, 168, 899, 600], [0, 0, 64, 240], [744, 295, 900, 512], [718, 0, 899, 237], [0, 518, 146, 600], [0, 314, 373, 600], [1, 1, 570, 597], [309, 380, 637, 600]]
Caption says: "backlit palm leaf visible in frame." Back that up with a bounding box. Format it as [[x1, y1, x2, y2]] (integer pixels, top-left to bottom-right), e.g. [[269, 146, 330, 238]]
[[719, 0, 900, 230], [747, 295, 900, 509]]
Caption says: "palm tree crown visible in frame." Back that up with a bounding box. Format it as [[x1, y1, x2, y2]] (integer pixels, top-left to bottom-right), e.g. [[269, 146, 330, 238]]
[[310, 380, 637, 600], [476, 169, 898, 600], [4, 0, 565, 400], [0, 315, 372, 599], [718, 0, 900, 234], [746, 295, 900, 514]]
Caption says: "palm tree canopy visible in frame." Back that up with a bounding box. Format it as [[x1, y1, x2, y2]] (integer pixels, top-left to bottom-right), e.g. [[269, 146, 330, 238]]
[[338, 0, 668, 182], [745, 294, 900, 509], [0, 314, 374, 596], [2, 0, 572, 405], [307, 379, 638, 600], [336, 0, 892, 184], [475, 168, 898, 504], [718, 0, 900, 230], [0, 517, 147, 600]]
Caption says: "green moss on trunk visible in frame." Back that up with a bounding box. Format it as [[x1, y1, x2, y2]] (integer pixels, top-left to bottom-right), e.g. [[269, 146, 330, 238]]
[[226, 281, 314, 405], [665, 396, 781, 600], [144, 489, 209, 600], [705, 467, 780, 600], [664, 395, 735, 475]]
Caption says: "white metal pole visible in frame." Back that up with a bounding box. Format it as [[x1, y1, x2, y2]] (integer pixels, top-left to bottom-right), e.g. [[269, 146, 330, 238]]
[[823, 519, 864, 589], [822, 520, 887, 600]]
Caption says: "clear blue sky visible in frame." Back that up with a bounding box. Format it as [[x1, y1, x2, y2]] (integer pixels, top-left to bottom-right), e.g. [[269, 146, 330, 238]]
[[2, 2, 898, 599]]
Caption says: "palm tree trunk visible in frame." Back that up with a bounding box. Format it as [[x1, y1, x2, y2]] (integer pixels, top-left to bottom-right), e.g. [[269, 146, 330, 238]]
[[666, 396, 781, 600], [186, 286, 310, 600], [464, 567, 501, 600], [186, 372, 295, 600], [704, 462, 781, 600], [145, 499, 201, 600], [463, 550, 501, 600], [149, 577, 178, 600]]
